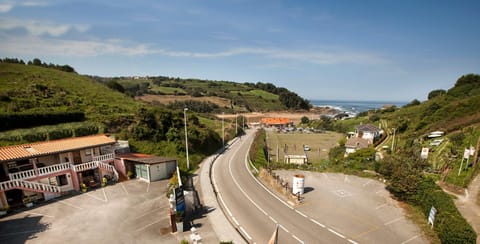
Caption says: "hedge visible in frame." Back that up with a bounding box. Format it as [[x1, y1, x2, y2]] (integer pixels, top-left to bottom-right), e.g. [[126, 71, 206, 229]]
[[414, 178, 476, 243], [0, 111, 85, 131]]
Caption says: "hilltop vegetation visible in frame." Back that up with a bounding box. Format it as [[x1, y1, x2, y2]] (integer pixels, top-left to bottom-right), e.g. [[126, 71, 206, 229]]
[[91, 75, 311, 112]]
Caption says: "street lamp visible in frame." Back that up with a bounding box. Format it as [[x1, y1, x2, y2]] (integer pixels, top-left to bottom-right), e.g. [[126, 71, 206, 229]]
[[184, 108, 190, 170], [222, 112, 225, 148]]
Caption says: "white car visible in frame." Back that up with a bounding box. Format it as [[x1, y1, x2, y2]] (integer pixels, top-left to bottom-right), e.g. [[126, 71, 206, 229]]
[[303, 145, 310, 151]]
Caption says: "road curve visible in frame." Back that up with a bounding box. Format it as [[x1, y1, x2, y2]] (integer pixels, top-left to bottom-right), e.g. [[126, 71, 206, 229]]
[[212, 129, 355, 244]]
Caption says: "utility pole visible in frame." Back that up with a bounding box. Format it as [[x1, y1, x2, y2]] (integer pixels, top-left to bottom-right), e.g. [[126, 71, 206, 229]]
[[222, 112, 225, 148], [235, 113, 238, 136], [183, 108, 190, 170]]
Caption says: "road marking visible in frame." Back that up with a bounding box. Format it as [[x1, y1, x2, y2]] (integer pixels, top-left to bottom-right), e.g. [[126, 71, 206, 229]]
[[102, 188, 108, 202], [375, 203, 387, 210], [133, 207, 162, 220], [292, 234, 304, 243], [310, 218, 326, 228], [295, 209, 307, 218], [348, 239, 359, 244], [55, 199, 83, 210], [328, 228, 346, 239], [269, 216, 277, 223], [86, 192, 107, 202], [146, 182, 150, 193], [344, 175, 349, 182], [232, 216, 240, 226], [375, 190, 383, 194], [384, 217, 403, 226], [279, 224, 289, 233], [135, 218, 166, 232], [240, 226, 252, 240], [401, 235, 419, 244], [24, 211, 54, 218], [121, 183, 129, 195], [218, 193, 233, 217]]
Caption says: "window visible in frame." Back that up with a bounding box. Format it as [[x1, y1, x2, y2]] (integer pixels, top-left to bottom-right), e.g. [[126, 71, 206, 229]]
[[85, 149, 91, 156], [58, 174, 68, 186]]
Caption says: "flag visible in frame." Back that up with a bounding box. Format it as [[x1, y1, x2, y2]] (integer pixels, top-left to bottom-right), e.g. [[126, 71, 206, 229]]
[[268, 224, 279, 244]]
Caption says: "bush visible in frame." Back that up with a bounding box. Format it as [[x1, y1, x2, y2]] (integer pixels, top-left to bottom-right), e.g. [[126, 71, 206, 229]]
[[0, 111, 85, 131]]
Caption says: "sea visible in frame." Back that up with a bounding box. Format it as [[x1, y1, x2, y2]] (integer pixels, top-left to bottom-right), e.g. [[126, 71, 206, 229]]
[[310, 100, 407, 117]]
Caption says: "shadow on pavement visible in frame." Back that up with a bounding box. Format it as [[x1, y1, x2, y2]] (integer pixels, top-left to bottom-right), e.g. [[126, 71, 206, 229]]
[[0, 215, 50, 243]]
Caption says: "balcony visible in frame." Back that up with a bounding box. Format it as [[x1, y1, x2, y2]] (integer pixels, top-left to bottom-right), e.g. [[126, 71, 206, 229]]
[[7, 154, 115, 181], [9, 162, 71, 181]]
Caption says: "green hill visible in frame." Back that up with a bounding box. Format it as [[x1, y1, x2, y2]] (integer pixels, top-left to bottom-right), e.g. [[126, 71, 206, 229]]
[[92, 75, 311, 112]]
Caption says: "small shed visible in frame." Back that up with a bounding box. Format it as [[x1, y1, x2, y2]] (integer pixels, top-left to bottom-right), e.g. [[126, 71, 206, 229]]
[[116, 153, 177, 182], [284, 155, 308, 164]]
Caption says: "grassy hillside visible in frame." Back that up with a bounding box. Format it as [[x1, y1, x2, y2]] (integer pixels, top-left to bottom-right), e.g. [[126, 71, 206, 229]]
[[0, 63, 141, 120], [96, 76, 305, 112]]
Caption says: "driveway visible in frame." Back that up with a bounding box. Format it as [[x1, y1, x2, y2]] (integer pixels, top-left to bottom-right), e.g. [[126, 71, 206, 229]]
[[0, 180, 178, 243]]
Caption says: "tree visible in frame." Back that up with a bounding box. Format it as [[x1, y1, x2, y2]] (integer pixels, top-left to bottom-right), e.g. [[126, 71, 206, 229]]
[[300, 116, 309, 124], [428, 89, 446, 100]]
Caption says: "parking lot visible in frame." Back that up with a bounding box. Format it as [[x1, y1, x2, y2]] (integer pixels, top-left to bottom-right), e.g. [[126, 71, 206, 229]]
[[0, 180, 178, 243], [274, 170, 427, 243]]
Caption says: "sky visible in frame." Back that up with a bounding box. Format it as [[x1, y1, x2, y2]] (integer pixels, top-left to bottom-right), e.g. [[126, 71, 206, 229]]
[[1, 0, 479, 102]]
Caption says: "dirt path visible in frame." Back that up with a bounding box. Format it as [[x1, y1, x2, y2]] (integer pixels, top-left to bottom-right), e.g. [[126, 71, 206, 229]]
[[444, 175, 480, 243]]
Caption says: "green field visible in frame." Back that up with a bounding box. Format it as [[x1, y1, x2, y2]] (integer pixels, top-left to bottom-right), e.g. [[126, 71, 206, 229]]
[[265, 130, 344, 163]]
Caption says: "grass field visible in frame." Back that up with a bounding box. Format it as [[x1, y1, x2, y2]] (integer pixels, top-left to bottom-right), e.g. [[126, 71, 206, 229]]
[[265, 130, 344, 163]]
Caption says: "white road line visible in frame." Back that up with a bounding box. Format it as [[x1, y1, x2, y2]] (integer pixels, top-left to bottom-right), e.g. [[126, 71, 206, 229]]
[[384, 217, 403, 226], [310, 218, 326, 228], [348, 239, 359, 244], [133, 208, 162, 220], [292, 234, 304, 243], [279, 224, 290, 233], [401, 235, 419, 244], [240, 226, 252, 240], [295, 209, 307, 218], [24, 211, 54, 218], [328, 228, 346, 239], [85, 192, 107, 202], [146, 182, 150, 193], [121, 183, 129, 195], [102, 188, 108, 202], [232, 216, 240, 226], [56, 199, 83, 210], [375, 203, 387, 210], [269, 216, 278, 223], [218, 194, 233, 217], [135, 218, 165, 232]]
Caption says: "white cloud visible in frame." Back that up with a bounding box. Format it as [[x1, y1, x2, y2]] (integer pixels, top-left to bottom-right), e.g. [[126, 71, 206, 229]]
[[0, 18, 89, 36], [0, 0, 48, 12], [0, 2, 13, 13], [0, 34, 387, 65]]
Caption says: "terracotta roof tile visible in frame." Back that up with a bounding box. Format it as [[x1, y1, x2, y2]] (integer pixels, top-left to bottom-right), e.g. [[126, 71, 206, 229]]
[[0, 134, 115, 162], [260, 117, 291, 125]]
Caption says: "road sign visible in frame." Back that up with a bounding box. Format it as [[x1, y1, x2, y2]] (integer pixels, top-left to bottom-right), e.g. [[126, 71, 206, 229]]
[[428, 206, 436, 228], [175, 186, 185, 213]]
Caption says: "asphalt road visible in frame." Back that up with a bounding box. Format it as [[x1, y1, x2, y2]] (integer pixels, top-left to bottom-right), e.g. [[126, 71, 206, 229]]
[[213, 129, 351, 244], [212, 128, 426, 244]]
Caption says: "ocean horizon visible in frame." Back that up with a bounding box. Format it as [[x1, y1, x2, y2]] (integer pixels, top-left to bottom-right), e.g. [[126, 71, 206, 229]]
[[310, 99, 407, 116]]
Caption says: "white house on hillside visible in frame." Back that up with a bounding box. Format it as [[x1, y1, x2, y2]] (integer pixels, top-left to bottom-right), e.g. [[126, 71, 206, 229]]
[[355, 124, 382, 143]]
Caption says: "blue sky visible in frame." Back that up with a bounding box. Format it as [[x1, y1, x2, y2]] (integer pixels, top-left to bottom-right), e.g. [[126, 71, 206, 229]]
[[1, 0, 479, 102]]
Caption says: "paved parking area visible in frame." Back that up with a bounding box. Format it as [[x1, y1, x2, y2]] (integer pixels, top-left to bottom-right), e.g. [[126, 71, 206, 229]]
[[0, 180, 180, 243], [274, 170, 428, 244]]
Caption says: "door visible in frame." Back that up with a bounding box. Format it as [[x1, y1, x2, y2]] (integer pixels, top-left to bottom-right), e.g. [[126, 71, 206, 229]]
[[73, 151, 82, 164], [135, 164, 148, 181]]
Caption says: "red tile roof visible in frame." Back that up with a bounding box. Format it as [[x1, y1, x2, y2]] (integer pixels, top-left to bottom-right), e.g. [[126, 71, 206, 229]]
[[0, 134, 116, 162], [260, 117, 291, 125]]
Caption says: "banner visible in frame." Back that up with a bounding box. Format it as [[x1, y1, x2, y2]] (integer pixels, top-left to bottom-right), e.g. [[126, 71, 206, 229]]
[[464, 148, 471, 159]]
